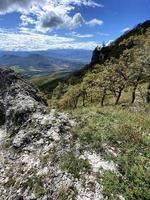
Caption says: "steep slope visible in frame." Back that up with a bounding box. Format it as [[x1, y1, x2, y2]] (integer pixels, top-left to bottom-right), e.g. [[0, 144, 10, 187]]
[[48, 20, 150, 108], [0, 69, 119, 200], [91, 20, 150, 64]]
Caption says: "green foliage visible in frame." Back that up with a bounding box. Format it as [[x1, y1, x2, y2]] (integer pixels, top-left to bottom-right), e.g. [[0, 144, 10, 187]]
[[59, 151, 91, 179], [30, 70, 71, 96], [47, 21, 150, 109], [25, 174, 45, 197], [98, 171, 124, 200], [58, 190, 68, 200], [60, 84, 87, 109], [70, 106, 150, 199], [99, 157, 150, 200], [58, 186, 77, 200], [34, 183, 45, 197]]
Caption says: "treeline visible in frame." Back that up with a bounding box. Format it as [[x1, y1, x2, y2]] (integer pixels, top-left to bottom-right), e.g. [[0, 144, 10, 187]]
[[50, 26, 150, 109]]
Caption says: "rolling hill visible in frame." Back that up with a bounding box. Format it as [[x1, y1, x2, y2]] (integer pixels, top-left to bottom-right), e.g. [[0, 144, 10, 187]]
[[0, 53, 85, 78]]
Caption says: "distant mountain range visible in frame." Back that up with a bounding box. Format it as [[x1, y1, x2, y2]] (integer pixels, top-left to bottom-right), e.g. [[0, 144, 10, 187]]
[[0, 49, 92, 78], [0, 49, 92, 62]]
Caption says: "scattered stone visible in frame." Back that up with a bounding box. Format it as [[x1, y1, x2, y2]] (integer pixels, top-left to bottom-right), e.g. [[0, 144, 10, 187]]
[[0, 69, 118, 200], [80, 151, 117, 172]]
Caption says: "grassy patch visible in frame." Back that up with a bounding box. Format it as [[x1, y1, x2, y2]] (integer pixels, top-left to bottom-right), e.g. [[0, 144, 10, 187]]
[[69, 105, 150, 199], [58, 186, 77, 200], [59, 151, 91, 179], [24, 173, 45, 198]]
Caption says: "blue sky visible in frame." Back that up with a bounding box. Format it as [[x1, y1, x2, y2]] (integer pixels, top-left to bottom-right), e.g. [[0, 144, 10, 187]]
[[0, 0, 149, 51]]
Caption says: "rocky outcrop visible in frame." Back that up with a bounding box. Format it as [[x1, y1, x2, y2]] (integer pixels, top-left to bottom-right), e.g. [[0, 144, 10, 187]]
[[91, 46, 105, 64], [0, 69, 117, 200], [91, 46, 111, 65], [0, 69, 75, 200]]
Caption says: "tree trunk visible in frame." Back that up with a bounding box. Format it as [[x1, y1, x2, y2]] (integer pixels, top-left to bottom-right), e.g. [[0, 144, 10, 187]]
[[101, 89, 106, 107], [131, 71, 142, 104], [73, 97, 78, 108], [90, 94, 93, 103], [147, 80, 150, 103], [115, 89, 122, 105], [131, 84, 138, 104], [82, 94, 85, 106]]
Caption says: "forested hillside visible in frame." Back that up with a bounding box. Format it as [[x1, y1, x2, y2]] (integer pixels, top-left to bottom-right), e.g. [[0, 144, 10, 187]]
[[48, 20, 150, 109]]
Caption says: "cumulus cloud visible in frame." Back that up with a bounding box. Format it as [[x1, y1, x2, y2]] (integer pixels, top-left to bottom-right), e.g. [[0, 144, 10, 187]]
[[0, 0, 103, 50], [20, 15, 35, 26], [39, 11, 63, 28], [0, 28, 98, 51], [86, 18, 104, 26], [68, 13, 85, 29], [40, 12, 84, 29], [0, 0, 43, 14], [37, 12, 103, 32], [0, 0, 104, 32], [0, 0, 103, 14]]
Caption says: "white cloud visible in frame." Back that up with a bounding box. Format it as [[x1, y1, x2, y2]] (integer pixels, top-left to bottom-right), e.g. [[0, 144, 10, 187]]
[[121, 27, 131, 33], [0, 28, 98, 51], [19, 27, 34, 34], [69, 31, 109, 38], [39, 11, 64, 28], [20, 15, 35, 26], [0, 0, 43, 14], [0, 0, 103, 50], [97, 32, 110, 36], [36, 12, 85, 32], [70, 32, 94, 38], [0, 0, 103, 14], [86, 18, 104, 26], [0, 0, 104, 32], [59, 0, 103, 8], [67, 13, 85, 29]]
